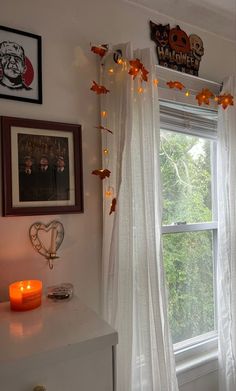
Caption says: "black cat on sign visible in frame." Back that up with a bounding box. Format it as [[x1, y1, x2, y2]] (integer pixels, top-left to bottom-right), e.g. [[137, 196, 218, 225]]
[[150, 20, 204, 76]]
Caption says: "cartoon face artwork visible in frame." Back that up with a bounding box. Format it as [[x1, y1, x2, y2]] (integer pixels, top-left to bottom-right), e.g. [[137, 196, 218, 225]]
[[189, 34, 204, 60], [169, 26, 190, 53], [0, 41, 32, 90], [150, 21, 170, 47], [1, 44, 25, 78]]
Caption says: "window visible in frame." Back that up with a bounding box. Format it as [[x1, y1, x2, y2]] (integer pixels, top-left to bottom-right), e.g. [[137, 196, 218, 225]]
[[160, 101, 218, 352]]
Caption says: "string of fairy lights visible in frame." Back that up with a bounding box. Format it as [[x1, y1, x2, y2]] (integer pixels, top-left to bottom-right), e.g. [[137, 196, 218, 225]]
[[90, 44, 234, 215]]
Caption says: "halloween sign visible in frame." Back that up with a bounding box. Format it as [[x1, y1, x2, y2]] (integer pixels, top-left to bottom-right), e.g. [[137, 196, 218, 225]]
[[150, 21, 204, 76]]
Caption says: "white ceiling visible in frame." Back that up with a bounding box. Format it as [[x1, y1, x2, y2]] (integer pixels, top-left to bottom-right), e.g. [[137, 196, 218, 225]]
[[125, 0, 236, 41], [194, 0, 235, 14]]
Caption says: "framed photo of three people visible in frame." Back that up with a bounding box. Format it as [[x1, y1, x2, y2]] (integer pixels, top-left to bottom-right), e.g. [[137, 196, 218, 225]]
[[1, 117, 84, 216]]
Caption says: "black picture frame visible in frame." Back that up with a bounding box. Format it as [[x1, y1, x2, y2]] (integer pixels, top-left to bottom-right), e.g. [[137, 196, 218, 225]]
[[0, 25, 42, 104], [1, 116, 83, 216]]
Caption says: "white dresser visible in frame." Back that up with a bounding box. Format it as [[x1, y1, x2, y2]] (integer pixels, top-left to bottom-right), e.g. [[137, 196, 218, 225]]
[[0, 297, 118, 391]]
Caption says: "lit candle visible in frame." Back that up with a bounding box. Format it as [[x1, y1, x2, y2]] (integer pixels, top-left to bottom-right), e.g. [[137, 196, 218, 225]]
[[50, 227, 57, 255], [9, 280, 42, 311]]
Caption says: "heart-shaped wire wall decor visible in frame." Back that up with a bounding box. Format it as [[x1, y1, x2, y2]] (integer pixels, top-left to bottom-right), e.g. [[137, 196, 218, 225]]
[[29, 220, 64, 269]]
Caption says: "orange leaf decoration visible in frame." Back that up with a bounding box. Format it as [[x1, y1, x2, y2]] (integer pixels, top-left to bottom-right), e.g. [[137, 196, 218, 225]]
[[109, 198, 116, 215], [92, 169, 111, 180], [94, 126, 113, 134], [129, 59, 142, 79], [141, 66, 149, 82], [129, 59, 149, 82], [196, 89, 214, 106], [91, 44, 108, 58], [217, 93, 234, 110], [90, 81, 110, 95], [167, 81, 185, 90]]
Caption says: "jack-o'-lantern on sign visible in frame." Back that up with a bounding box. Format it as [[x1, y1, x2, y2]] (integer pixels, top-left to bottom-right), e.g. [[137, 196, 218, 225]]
[[169, 25, 190, 53]]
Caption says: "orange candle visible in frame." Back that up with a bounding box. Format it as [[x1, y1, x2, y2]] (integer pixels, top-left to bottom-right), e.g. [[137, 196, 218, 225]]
[[9, 280, 42, 311]]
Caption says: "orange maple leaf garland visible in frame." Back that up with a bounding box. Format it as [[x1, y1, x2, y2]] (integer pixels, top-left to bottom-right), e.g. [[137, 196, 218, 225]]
[[129, 59, 149, 82], [196, 89, 214, 106], [90, 81, 110, 95], [167, 81, 185, 90], [217, 93, 234, 110], [90, 48, 233, 215], [128, 59, 142, 79], [91, 44, 108, 58], [109, 198, 117, 215], [141, 66, 149, 82], [90, 52, 112, 208], [92, 169, 111, 180]]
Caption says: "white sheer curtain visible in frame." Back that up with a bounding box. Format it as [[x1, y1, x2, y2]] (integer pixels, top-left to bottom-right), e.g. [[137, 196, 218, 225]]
[[101, 43, 178, 391], [217, 76, 236, 391]]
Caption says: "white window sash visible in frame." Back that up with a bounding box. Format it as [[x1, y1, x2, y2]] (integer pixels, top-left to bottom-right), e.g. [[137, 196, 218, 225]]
[[162, 222, 217, 234], [160, 103, 218, 356]]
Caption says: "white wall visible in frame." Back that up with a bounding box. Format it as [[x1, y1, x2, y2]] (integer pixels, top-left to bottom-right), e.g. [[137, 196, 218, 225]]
[[1, 0, 235, 389], [0, 0, 105, 311]]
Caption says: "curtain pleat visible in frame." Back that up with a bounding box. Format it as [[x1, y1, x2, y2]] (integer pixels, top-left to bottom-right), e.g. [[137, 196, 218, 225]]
[[101, 43, 178, 391], [217, 75, 236, 391]]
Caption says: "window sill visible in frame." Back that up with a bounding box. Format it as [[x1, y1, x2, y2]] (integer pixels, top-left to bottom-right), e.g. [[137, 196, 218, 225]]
[[176, 347, 218, 386]]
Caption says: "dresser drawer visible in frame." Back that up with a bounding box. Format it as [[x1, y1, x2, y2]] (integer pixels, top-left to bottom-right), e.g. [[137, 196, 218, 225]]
[[1, 346, 114, 391], [0, 298, 117, 391]]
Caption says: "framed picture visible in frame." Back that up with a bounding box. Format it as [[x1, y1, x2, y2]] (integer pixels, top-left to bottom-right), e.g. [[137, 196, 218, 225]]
[[1, 116, 83, 216], [0, 25, 42, 104]]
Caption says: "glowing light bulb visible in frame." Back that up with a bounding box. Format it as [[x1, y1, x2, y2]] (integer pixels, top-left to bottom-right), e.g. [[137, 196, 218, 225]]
[[20, 286, 24, 292], [214, 96, 219, 102], [138, 87, 144, 94], [105, 187, 114, 198], [185, 91, 190, 97], [103, 148, 109, 156], [108, 68, 114, 74], [117, 58, 124, 65], [101, 110, 107, 118], [105, 190, 112, 198], [27, 285, 31, 290], [153, 79, 159, 86]]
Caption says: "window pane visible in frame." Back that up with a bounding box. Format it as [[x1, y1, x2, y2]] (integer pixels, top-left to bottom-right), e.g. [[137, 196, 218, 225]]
[[160, 130, 213, 225], [162, 230, 215, 344]]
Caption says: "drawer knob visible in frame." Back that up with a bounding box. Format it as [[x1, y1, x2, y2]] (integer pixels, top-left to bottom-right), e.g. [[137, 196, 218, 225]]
[[33, 386, 47, 391]]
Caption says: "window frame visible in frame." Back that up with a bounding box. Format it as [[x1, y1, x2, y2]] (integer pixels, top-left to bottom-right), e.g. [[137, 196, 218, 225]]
[[160, 102, 218, 357]]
